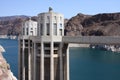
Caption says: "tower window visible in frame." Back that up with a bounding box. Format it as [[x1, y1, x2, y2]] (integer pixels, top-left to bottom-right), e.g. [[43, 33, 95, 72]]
[[30, 31, 33, 35], [40, 24, 43, 35], [26, 28, 29, 35], [60, 17, 62, 21], [44, 43, 50, 47], [53, 23, 57, 35], [46, 23, 50, 35], [23, 28, 25, 35], [47, 16, 50, 21], [35, 28, 37, 35], [59, 29, 62, 36], [41, 16, 43, 20], [60, 23, 62, 28], [27, 23, 29, 27], [37, 24, 40, 35], [54, 16, 57, 21]]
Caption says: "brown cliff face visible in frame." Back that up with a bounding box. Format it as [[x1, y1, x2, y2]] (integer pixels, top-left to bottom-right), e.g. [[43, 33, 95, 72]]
[[0, 16, 38, 36], [65, 12, 120, 36], [0, 16, 28, 35], [65, 13, 91, 36]]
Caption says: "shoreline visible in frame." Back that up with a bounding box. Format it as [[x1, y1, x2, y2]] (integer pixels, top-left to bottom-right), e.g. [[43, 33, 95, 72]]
[[0, 45, 17, 80], [69, 43, 90, 48]]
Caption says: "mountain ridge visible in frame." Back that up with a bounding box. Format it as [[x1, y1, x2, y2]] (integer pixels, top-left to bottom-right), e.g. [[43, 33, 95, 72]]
[[65, 12, 120, 36], [0, 12, 120, 36]]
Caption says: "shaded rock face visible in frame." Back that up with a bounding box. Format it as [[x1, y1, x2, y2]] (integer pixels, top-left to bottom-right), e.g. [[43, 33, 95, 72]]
[[0, 16, 28, 35], [82, 13, 120, 27], [65, 12, 120, 36], [65, 13, 91, 36], [0, 15, 37, 35]]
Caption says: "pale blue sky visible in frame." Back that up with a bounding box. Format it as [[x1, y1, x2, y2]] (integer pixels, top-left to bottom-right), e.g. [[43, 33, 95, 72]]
[[0, 0, 120, 18]]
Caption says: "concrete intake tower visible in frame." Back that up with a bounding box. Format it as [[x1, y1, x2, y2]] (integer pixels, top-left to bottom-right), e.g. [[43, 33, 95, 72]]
[[18, 8, 69, 80]]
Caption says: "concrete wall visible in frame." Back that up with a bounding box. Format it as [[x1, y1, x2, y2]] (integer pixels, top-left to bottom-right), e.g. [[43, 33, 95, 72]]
[[63, 36, 120, 45]]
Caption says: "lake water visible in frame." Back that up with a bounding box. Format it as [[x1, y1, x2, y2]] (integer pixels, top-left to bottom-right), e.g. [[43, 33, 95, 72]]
[[0, 39, 120, 80], [70, 48, 120, 80], [0, 39, 18, 78]]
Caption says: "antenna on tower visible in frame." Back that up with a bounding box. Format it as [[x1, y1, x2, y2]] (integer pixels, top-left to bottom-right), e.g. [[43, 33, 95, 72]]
[[49, 7, 53, 12]]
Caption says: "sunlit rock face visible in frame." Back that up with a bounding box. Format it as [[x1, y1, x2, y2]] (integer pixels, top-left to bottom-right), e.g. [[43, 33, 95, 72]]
[[0, 45, 17, 80], [65, 12, 120, 36]]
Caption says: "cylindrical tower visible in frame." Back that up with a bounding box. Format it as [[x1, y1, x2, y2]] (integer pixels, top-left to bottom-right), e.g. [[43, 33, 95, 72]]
[[22, 19, 37, 36], [32, 8, 69, 80], [19, 8, 69, 80], [37, 8, 64, 36], [18, 19, 37, 80]]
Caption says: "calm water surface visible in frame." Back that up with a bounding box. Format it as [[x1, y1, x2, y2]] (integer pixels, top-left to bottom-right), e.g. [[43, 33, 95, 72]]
[[0, 39, 18, 78], [0, 39, 120, 80], [70, 47, 120, 80]]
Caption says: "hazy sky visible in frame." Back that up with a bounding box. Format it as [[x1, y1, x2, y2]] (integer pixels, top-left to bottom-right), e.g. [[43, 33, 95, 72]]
[[0, 0, 120, 18]]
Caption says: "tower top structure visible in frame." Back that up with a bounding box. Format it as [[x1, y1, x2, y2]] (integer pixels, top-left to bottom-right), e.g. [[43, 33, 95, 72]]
[[49, 7, 53, 12], [22, 19, 37, 36], [37, 8, 64, 36]]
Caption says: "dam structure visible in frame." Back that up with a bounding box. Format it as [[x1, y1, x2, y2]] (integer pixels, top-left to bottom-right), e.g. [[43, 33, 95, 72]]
[[18, 8, 120, 80]]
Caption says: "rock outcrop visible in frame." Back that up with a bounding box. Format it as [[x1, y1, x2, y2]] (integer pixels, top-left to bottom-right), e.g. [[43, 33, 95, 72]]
[[0, 15, 38, 36], [65, 12, 120, 36], [0, 45, 17, 80], [0, 16, 28, 35], [0, 12, 120, 36], [65, 13, 91, 36], [65, 12, 120, 52]]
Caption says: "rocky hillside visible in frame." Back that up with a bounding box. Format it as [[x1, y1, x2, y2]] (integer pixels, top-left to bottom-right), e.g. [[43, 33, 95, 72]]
[[0, 12, 120, 36], [0, 16, 27, 35], [65, 13, 91, 36], [65, 12, 120, 36], [0, 15, 37, 35]]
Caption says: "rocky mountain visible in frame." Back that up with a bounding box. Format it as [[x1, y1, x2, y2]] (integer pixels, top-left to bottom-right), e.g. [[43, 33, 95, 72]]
[[65, 12, 120, 36], [0, 15, 28, 21], [65, 13, 91, 36], [0, 15, 37, 35], [0, 15, 28, 35], [0, 12, 120, 36]]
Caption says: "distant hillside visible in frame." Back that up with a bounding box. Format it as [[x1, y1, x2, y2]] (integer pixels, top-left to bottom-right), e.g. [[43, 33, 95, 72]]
[[0, 12, 120, 36], [65, 13, 91, 36], [0, 15, 37, 35], [65, 12, 120, 36], [0, 15, 28, 21]]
